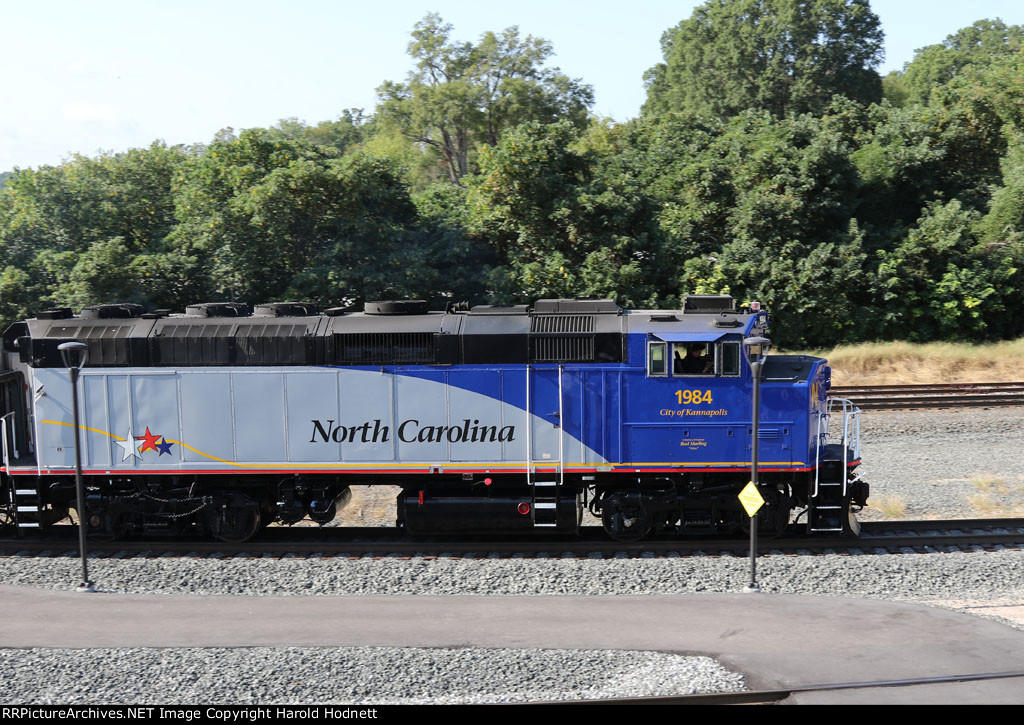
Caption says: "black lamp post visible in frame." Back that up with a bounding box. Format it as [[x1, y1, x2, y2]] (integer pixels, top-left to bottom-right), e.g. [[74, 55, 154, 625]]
[[742, 335, 771, 594], [58, 341, 94, 593]]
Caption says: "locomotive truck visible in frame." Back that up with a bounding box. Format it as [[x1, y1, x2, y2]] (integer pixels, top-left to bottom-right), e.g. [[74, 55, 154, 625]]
[[0, 295, 868, 542]]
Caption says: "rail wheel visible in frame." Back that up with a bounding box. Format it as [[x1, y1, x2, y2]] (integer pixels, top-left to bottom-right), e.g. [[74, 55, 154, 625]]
[[214, 493, 261, 543], [601, 495, 652, 542]]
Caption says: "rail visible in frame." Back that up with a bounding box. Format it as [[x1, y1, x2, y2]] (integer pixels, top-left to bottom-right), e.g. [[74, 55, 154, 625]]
[[828, 381, 1024, 410]]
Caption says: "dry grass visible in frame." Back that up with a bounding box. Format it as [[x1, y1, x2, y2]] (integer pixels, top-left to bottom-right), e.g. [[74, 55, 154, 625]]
[[784, 338, 1024, 386], [966, 474, 1024, 518], [870, 494, 908, 519]]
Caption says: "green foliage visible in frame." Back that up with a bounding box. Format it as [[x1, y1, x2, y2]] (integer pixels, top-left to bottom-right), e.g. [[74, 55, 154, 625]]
[[0, 142, 188, 319], [874, 200, 1023, 341], [644, 0, 883, 120], [266, 110, 372, 154], [167, 128, 435, 305], [466, 120, 672, 307], [376, 14, 593, 185], [888, 20, 1024, 107]]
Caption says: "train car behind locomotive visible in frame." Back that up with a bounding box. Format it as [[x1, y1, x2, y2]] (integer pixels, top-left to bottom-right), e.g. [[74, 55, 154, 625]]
[[0, 296, 868, 542]]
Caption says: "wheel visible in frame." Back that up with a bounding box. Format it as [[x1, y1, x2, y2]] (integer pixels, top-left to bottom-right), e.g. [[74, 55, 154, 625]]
[[214, 493, 262, 543], [601, 495, 652, 542]]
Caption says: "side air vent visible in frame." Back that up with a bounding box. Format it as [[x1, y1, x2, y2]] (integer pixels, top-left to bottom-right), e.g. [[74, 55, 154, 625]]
[[152, 323, 314, 365], [530, 315, 596, 362], [531, 336, 595, 362], [531, 315, 595, 333], [80, 303, 145, 319], [253, 301, 318, 317], [185, 302, 250, 318], [683, 295, 735, 314], [364, 300, 429, 316], [334, 332, 435, 364], [40, 324, 140, 366]]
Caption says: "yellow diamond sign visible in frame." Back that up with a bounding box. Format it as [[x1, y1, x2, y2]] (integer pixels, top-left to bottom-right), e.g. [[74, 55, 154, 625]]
[[739, 481, 765, 518]]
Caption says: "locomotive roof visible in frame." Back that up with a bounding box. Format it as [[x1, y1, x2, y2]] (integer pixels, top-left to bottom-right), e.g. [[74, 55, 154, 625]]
[[4, 296, 765, 369]]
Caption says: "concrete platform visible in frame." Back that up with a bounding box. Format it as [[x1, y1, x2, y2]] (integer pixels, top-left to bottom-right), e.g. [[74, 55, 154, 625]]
[[2, 584, 1023, 704]]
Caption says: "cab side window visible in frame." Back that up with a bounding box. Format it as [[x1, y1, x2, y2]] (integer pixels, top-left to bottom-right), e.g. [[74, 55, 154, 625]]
[[720, 341, 740, 376], [673, 342, 714, 376], [648, 342, 667, 376]]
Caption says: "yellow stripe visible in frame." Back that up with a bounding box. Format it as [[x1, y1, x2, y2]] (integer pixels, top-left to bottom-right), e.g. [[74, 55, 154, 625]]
[[41, 420, 124, 441]]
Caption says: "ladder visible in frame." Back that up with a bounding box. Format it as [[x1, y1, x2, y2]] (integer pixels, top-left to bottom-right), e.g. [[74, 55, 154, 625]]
[[809, 398, 861, 535], [2, 412, 42, 533], [526, 365, 563, 528]]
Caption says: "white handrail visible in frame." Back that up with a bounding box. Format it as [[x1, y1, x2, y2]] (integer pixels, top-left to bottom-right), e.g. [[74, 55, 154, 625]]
[[0, 412, 11, 469]]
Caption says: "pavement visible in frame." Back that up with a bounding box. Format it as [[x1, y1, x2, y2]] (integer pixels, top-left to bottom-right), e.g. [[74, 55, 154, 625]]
[[2, 584, 1024, 704]]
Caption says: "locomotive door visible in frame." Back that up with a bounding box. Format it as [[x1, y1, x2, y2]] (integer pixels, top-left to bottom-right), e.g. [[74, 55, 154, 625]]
[[0, 371, 30, 465]]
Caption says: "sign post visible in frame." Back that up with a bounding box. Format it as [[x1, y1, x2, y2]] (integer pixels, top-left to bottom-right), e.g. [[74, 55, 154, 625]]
[[741, 335, 771, 593]]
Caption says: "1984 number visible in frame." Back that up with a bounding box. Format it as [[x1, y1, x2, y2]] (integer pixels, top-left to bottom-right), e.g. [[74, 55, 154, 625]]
[[675, 389, 713, 404]]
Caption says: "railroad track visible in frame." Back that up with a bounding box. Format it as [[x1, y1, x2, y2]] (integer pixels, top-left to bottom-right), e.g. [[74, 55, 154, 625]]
[[2, 518, 1022, 558], [829, 381, 1024, 410]]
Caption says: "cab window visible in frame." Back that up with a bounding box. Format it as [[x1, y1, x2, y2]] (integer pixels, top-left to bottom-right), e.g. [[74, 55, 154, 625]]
[[720, 341, 740, 376], [673, 342, 714, 376], [647, 341, 667, 376]]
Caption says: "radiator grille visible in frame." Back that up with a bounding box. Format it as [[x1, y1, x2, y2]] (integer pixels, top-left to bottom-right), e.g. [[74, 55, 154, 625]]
[[334, 333, 435, 364]]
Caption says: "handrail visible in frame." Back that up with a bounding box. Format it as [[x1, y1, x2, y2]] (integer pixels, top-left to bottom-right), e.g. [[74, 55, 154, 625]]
[[0, 411, 12, 469], [819, 398, 861, 498]]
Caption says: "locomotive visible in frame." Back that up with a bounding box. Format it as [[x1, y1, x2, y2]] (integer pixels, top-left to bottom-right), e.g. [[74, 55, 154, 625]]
[[0, 296, 868, 542]]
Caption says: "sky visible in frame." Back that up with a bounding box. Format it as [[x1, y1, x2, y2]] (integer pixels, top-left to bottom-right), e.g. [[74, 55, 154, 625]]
[[4, 0, 1024, 171]]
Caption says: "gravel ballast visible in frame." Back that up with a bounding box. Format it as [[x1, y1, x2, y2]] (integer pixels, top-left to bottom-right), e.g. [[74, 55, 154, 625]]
[[0, 647, 744, 704], [856, 406, 1024, 520], [4, 406, 1024, 704], [2, 548, 1022, 601]]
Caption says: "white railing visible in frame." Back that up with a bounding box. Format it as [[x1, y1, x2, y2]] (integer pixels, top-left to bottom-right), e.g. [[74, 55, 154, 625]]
[[813, 398, 861, 498]]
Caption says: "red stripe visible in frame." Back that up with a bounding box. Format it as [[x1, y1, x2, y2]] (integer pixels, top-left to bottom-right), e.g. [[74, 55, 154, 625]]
[[6, 463, 849, 476]]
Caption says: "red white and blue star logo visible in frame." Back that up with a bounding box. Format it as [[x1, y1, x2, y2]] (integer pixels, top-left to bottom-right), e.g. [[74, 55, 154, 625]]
[[118, 426, 174, 461]]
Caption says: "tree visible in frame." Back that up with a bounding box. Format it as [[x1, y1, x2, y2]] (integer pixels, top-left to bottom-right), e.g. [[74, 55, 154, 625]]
[[0, 143, 188, 322], [376, 14, 593, 185], [167, 128, 439, 306], [643, 0, 884, 120], [266, 110, 372, 154], [466, 120, 674, 306], [873, 200, 1021, 341], [885, 20, 1024, 107]]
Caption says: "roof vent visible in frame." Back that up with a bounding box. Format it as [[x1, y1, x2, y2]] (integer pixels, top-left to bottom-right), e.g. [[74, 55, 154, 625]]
[[79, 303, 145, 319], [683, 295, 736, 314], [533, 299, 619, 314], [185, 302, 251, 318], [467, 304, 529, 315], [36, 308, 74, 320], [253, 302, 319, 317], [364, 300, 428, 316]]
